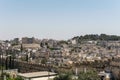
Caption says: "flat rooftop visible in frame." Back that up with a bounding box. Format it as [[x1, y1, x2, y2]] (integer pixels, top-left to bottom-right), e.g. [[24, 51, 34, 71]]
[[18, 71, 57, 78]]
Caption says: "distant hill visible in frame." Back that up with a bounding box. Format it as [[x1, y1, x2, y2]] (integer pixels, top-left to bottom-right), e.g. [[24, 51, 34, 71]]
[[72, 34, 120, 41]]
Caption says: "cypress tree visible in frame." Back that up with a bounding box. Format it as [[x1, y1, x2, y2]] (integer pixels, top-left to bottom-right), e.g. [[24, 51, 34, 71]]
[[20, 44, 23, 52], [9, 56, 12, 69], [5, 57, 8, 70]]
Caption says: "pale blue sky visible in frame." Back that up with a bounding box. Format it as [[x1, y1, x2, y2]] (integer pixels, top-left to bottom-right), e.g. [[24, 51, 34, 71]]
[[0, 0, 120, 40]]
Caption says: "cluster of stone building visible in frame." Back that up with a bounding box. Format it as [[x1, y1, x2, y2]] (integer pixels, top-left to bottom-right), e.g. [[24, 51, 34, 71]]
[[0, 37, 120, 67], [1, 37, 120, 80]]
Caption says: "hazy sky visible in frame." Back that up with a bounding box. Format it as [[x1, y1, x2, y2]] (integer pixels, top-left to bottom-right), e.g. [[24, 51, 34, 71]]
[[0, 0, 120, 40]]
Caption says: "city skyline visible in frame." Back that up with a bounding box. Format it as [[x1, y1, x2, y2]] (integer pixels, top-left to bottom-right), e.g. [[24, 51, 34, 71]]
[[0, 0, 120, 40]]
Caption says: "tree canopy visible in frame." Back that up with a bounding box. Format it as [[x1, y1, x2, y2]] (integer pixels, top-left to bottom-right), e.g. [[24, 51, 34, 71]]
[[54, 70, 101, 80], [72, 34, 120, 41]]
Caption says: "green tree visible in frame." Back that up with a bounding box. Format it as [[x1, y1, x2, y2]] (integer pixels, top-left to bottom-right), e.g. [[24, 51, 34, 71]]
[[41, 58, 47, 64], [54, 74, 72, 80], [78, 71, 100, 80], [14, 77, 24, 80], [7, 76, 23, 80]]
